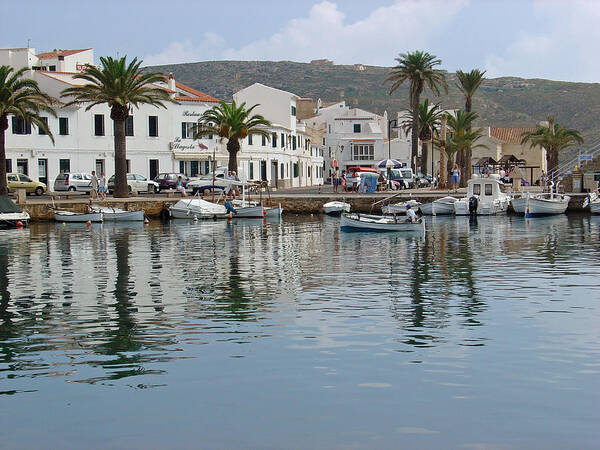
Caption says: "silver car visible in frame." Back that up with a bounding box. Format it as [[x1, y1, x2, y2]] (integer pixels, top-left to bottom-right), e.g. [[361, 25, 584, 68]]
[[53, 172, 93, 192]]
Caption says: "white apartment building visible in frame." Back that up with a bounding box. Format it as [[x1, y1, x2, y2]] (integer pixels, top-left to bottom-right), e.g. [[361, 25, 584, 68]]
[[233, 83, 324, 188], [301, 100, 410, 179]]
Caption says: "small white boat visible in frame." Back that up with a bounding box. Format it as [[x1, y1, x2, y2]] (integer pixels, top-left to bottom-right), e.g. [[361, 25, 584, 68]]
[[54, 210, 103, 223], [381, 199, 421, 214], [0, 196, 30, 228], [323, 201, 351, 215], [511, 192, 570, 216], [233, 205, 266, 218], [170, 198, 228, 219], [419, 196, 458, 215], [340, 212, 424, 232], [454, 174, 511, 215], [93, 206, 145, 221], [586, 192, 599, 213]]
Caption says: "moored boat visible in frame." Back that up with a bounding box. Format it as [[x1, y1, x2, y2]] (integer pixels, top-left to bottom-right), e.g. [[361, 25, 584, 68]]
[[265, 203, 283, 218], [340, 212, 424, 232], [170, 198, 229, 219], [454, 174, 511, 215], [511, 192, 570, 216], [419, 196, 457, 215], [381, 199, 421, 214], [323, 201, 351, 215], [0, 196, 30, 228], [92, 206, 145, 221], [54, 210, 103, 223]]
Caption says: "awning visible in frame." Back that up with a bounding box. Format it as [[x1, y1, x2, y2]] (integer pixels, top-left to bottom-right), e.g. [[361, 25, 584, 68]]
[[173, 152, 227, 160], [475, 156, 497, 166]]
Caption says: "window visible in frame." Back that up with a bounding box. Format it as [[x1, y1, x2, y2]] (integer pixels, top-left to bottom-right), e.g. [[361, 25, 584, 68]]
[[485, 184, 493, 196], [190, 161, 199, 177], [262, 135, 266, 146], [11, 117, 31, 135], [179, 161, 185, 174], [59, 117, 69, 135], [293, 163, 299, 178], [7, 174, 18, 182], [248, 134, 253, 145], [59, 159, 70, 173], [473, 184, 481, 195], [249, 162, 254, 180], [322, 137, 325, 145], [49, 65, 56, 72], [328, 124, 331, 133], [126, 160, 131, 173], [291, 105, 296, 116], [148, 116, 158, 137], [125, 116, 134, 136], [292, 136, 296, 150], [181, 122, 195, 139], [207, 123, 213, 140], [39, 117, 48, 135], [352, 144, 374, 160], [280, 163, 284, 179], [6, 159, 12, 173], [272, 133, 277, 148], [280, 133, 284, 148], [94, 114, 105, 136], [353, 123, 361, 133]]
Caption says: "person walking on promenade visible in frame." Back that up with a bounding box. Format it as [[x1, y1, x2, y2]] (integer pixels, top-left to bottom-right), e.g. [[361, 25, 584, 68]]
[[91, 170, 99, 199], [341, 170, 347, 192], [98, 172, 107, 200], [451, 165, 460, 193], [332, 168, 340, 193]]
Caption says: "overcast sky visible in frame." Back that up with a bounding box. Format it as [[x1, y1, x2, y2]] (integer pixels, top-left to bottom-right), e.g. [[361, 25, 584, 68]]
[[2, 0, 599, 82]]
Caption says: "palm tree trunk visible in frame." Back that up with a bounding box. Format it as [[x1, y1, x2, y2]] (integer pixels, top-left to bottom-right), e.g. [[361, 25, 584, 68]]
[[113, 118, 128, 198], [548, 149, 559, 174], [227, 139, 240, 173], [420, 140, 428, 175], [411, 93, 420, 173], [0, 115, 8, 196], [439, 115, 447, 188], [463, 96, 473, 187]]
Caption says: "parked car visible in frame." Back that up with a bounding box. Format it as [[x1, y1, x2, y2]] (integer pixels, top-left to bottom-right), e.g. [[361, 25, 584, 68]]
[[154, 173, 190, 191], [107, 173, 159, 194], [415, 172, 433, 188], [53, 172, 93, 192], [6, 173, 46, 196]]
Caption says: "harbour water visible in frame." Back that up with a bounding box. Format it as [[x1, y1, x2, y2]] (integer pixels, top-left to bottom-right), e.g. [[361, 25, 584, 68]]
[[1, 215, 599, 449]]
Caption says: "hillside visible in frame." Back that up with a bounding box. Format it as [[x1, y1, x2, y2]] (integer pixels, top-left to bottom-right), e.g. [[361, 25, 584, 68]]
[[148, 60, 600, 151]]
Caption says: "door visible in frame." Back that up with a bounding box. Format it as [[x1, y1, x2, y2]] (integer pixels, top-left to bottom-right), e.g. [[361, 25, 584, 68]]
[[38, 159, 48, 185], [271, 161, 278, 187], [260, 161, 267, 181], [17, 159, 28, 175], [149, 159, 159, 180], [95, 159, 105, 176]]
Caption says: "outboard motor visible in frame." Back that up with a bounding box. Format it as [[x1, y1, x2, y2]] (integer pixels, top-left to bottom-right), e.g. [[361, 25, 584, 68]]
[[468, 196, 478, 216]]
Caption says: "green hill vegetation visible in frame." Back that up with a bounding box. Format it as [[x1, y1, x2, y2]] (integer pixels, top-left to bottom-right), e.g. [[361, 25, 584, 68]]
[[148, 60, 600, 150]]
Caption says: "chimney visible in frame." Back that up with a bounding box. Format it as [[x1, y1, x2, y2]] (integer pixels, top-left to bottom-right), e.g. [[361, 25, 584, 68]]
[[168, 72, 176, 97]]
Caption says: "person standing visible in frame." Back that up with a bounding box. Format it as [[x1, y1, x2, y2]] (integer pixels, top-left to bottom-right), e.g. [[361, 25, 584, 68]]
[[332, 168, 340, 193], [90, 170, 99, 199], [451, 165, 460, 193], [98, 172, 107, 200], [176, 175, 187, 197]]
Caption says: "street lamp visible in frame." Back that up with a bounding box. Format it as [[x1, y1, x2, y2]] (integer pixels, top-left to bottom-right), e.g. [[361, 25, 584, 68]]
[[388, 118, 399, 189]]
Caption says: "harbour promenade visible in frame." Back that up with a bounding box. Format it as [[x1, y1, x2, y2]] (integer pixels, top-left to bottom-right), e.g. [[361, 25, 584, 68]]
[[13, 185, 593, 220]]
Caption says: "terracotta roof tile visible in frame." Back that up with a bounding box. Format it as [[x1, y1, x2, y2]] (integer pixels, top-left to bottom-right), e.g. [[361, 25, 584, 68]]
[[36, 48, 91, 59], [490, 127, 536, 144], [175, 82, 220, 102]]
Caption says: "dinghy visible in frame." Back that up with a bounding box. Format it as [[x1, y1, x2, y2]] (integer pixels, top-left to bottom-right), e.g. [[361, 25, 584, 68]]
[[340, 212, 424, 232], [92, 206, 145, 221], [323, 201, 351, 215], [419, 196, 458, 215], [170, 198, 229, 219], [54, 210, 103, 223], [381, 199, 421, 214], [511, 192, 570, 216]]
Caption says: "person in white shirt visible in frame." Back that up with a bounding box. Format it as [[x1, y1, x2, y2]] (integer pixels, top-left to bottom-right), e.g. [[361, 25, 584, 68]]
[[406, 204, 418, 223]]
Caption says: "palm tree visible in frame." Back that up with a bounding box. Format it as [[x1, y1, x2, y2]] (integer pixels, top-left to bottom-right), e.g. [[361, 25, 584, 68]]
[[61, 56, 174, 198], [386, 50, 447, 172], [0, 66, 55, 195], [400, 99, 444, 175], [520, 116, 583, 175], [194, 101, 271, 173], [443, 110, 487, 175], [456, 69, 486, 183]]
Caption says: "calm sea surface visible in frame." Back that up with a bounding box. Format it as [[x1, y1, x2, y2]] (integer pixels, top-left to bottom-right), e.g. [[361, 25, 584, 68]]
[[1, 215, 599, 449]]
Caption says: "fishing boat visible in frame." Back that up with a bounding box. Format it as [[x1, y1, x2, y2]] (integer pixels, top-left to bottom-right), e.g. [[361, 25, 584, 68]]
[[265, 203, 283, 218], [170, 198, 229, 219], [323, 201, 351, 215], [229, 199, 266, 218], [54, 210, 103, 223], [454, 174, 511, 215], [381, 199, 421, 214], [511, 191, 570, 216], [340, 212, 424, 232], [0, 196, 30, 228], [92, 206, 145, 221], [419, 196, 458, 215]]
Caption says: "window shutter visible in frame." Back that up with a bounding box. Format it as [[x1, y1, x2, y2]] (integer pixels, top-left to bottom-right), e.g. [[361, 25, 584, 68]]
[[12, 117, 18, 134]]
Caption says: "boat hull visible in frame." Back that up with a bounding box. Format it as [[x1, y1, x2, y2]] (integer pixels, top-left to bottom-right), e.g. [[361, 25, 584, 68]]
[[233, 205, 266, 218], [0, 211, 30, 228], [54, 211, 103, 222], [420, 197, 457, 215], [591, 200, 600, 214], [323, 201, 351, 215], [454, 198, 509, 215], [340, 213, 424, 232], [512, 196, 570, 216], [170, 199, 229, 220], [100, 209, 145, 221], [265, 205, 283, 218]]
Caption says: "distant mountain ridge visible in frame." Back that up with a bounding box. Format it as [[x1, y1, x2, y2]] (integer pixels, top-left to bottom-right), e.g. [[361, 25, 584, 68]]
[[148, 60, 600, 151]]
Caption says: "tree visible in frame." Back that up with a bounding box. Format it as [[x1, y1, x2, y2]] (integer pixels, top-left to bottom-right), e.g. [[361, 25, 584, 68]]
[[400, 99, 444, 175], [456, 69, 486, 184], [0, 66, 55, 195], [443, 110, 487, 175], [520, 116, 583, 175], [386, 50, 447, 172], [194, 101, 271, 174], [61, 56, 174, 198]]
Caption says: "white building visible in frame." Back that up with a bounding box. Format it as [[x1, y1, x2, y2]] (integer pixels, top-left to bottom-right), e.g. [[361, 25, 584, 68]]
[[233, 83, 324, 188]]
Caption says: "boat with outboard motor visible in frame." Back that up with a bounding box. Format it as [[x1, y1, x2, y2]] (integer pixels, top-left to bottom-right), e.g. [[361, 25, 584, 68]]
[[454, 174, 511, 215], [419, 196, 458, 215], [323, 201, 351, 215], [340, 212, 425, 232]]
